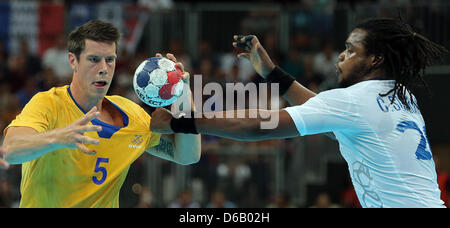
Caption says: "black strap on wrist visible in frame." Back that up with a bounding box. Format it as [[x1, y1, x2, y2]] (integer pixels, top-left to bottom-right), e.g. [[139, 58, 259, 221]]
[[170, 112, 198, 134], [266, 66, 295, 96]]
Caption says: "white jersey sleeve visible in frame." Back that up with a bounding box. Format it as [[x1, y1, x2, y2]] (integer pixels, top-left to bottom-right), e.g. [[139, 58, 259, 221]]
[[284, 88, 361, 136]]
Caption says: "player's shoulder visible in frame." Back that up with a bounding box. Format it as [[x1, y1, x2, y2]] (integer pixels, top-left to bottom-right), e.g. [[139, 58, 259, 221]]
[[319, 80, 394, 100], [347, 79, 395, 94], [106, 94, 138, 106], [106, 95, 152, 127], [28, 86, 68, 105], [106, 95, 148, 116], [316, 86, 353, 101], [33, 86, 66, 97]]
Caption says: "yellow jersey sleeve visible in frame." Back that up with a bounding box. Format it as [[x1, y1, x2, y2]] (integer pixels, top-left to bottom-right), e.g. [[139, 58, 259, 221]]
[[147, 118, 161, 149], [5, 91, 57, 134]]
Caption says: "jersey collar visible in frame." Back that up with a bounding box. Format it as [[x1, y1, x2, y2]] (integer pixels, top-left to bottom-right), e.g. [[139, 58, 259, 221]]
[[67, 85, 129, 138]]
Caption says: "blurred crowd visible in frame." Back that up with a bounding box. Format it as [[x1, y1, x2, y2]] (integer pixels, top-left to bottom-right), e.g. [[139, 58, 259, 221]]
[[1, 0, 450, 208]]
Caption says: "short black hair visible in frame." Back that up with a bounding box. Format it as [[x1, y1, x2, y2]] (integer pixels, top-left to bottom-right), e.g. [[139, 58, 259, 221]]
[[67, 20, 121, 60], [355, 18, 448, 109]]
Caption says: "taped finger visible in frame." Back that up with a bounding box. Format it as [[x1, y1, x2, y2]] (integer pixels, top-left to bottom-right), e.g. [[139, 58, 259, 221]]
[[237, 53, 250, 59], [236, 35, 255, 49]]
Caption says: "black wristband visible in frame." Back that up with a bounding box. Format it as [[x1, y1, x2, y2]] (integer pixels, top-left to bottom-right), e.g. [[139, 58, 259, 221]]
[[170, 113, 198, 134], [266, 66, 295, 96]]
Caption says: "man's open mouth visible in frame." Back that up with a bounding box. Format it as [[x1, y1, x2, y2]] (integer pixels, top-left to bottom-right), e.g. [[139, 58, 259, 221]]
[[93, 80, 108, 88], [335, 64, 342, 75]]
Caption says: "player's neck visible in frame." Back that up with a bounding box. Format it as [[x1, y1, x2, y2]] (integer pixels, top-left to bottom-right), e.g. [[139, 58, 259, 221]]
[[69, 82, 104, 113], [361, 68, 388, 82]]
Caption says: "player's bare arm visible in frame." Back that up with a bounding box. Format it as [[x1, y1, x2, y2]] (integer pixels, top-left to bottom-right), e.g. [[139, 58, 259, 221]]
[[150, 108, 299, 141], [145, 53, 201, 165], [233, 35, 316, 106], [148, 135, 174, 159], [2, 107, 102, 164], [146, 132, 200, 165]]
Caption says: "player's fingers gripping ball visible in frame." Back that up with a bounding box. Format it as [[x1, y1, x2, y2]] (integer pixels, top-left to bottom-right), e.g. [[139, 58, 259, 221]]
[[234, 35, 255, 51], [133, 57, 185, 107]]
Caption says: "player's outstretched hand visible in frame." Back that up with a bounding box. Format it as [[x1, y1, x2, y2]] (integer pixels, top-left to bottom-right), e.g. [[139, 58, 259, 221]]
[[0, 146, 10, 169], [150, 107, 174, 134], [56, 106, 102, 155], [233, 35, 276, 79]]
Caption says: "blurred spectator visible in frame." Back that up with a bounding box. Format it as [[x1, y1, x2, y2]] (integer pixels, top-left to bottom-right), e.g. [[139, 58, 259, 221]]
[[134, 186, 154, 208], [301, 0, 335, 36], [302, 54, 323, 93], [241, 9, 280, 37], [198, 58, 215, 83], [309, 192, 341, 208], [281, 48, 305, 82], [0, 82, 20, 130], [7, 47, 29, 93], [266, 192, 296, 208], [168, 189, 201, 208], [340, 175, 361, 208], [0, 42, 9, 82], [168, 39, 192, 72], [18, 39, 42, 77], [206, 190, 237, 208], [16, 78, 39, 108], [194, 40, 220, 72], [246, 153, 271, 207], [230, 161, 251, 193], [192, 135, 220, 197], [36, 68, 59, 91], [237, 57, 256, 83], [0, 179, 14, 208], [262, 33, 283, 66], [0, 83, 14, 112], [42, 35, 72, 85], [313, 40, 339, 81]]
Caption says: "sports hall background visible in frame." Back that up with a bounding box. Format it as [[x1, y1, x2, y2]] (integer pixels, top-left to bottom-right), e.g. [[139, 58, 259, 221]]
[[0, 0, 449, 208]]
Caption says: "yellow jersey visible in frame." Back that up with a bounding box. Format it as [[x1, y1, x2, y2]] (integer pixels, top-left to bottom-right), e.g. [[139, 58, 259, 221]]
[[4, 85, 161, 208]]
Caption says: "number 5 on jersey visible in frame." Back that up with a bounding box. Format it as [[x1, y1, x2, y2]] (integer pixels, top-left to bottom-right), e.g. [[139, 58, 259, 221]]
[[93, 157, 109, 185]]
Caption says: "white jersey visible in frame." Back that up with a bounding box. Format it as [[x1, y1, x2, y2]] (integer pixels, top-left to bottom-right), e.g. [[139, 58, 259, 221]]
[[285, 80, 445, 208]]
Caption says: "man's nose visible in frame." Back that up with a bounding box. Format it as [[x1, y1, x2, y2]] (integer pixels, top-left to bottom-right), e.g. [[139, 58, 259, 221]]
[[338, 51, 345, 62], [99, 58, 108, 76]]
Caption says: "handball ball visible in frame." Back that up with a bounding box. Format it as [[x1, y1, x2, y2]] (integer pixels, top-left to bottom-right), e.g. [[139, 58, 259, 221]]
[[133, 57, 184, 107]]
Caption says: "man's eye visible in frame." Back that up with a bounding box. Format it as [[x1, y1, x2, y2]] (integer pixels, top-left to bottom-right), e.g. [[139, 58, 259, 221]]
[[106, 57, 116, 63], [88, 57, 101, 63]]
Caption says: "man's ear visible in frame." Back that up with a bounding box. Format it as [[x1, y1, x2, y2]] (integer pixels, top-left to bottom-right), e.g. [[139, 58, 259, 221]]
[[371, 55, 384, 69], [68, 52, 78, 72]]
